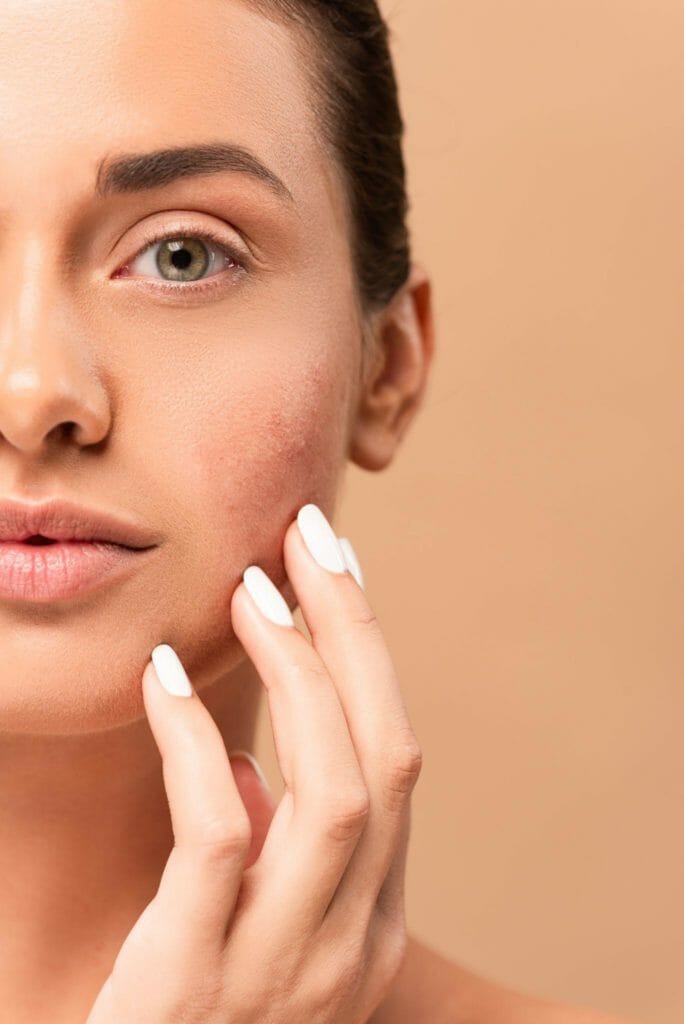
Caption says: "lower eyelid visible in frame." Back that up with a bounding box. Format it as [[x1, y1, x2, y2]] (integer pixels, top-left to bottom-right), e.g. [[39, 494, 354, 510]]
[[111, 265, 246, 302]]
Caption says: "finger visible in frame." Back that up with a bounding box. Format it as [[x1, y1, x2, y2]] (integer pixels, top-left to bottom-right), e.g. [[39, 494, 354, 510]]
[[283, 506, 423, 930], [227, 751, 278, 869], [138, 646, 253, 955], [371, 801, 411, 922], [228, 565, 370, 942]]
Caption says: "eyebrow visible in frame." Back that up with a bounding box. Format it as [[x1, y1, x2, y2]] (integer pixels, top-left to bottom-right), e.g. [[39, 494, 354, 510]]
[[94, 142, 294, 203]]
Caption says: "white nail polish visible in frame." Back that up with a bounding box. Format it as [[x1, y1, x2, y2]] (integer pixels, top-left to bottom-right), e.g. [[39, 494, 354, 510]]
[[227, 749, 271, 792], [338, 537, 365, 590], [243, 566, 295, 627], [297, 504, 346, 573], [151, 643, 193, 697]]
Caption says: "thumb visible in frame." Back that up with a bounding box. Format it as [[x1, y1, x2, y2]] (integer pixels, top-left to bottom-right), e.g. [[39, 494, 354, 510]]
[[227, 750, 277, 868]]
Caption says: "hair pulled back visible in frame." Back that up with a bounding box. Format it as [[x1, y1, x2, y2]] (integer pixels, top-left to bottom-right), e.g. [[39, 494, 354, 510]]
[[253, 0, 411, 314]]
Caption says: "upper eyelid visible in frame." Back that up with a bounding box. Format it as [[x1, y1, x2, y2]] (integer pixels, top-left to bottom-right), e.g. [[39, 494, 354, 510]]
[[125, 222, 250, 267], [100, 201, 260, 261]]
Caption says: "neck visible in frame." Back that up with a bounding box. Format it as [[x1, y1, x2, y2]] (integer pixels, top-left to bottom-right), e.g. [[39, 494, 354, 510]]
[[0, 655, 262, 1022]]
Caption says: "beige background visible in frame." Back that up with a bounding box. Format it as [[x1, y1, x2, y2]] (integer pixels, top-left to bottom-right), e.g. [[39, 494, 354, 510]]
[[256, 2, 684, 1022]]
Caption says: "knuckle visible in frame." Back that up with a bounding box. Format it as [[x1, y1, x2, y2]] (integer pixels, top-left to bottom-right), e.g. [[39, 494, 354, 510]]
[[382, 737, 423, 806], [180, 980, 228, 1023], [366, 914, 408, 994], [331, 952, 365, 998], [195, 816, 252, 860], [378, 920, 409, 982], [315, 938, 367, 1008], [349, 605, 382, 638], [323, 789, 371, 842], [287, 659, 330, 692], [384, 741, 423, 798]]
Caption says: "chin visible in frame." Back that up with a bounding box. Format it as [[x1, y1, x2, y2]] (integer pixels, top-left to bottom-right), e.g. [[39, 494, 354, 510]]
[[0, 599, 243, 735]]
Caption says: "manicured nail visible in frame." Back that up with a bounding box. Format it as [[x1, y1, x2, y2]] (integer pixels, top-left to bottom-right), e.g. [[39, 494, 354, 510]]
[[338, 537, 365, 590], [228, 749, 271, 792], [297, 504, 346, 573], [243, 565, 295, 627], [151, 643, 193, 697]]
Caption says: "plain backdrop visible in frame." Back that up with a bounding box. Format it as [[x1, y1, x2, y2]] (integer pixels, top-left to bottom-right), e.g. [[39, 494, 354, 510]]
[[255, 3, 684, 1022]]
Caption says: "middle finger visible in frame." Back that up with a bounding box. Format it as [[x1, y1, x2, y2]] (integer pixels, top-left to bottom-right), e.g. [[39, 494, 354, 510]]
[[283, 505, 422, 929]]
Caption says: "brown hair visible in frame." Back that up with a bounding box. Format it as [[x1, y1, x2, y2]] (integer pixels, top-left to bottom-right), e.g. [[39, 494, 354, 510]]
[[252, 0, 411, 315]]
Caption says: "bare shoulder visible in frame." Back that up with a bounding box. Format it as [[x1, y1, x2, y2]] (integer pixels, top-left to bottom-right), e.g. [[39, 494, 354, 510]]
[[369, 935, 639, 1024]]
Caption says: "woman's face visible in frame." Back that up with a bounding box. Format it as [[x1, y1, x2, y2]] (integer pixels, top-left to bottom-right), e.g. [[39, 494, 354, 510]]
[[0, 0, 363, 732]]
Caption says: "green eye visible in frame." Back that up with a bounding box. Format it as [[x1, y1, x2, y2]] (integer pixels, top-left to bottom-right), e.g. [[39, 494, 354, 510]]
[[155, 236, 212, 283], [116, 226, 247, 297]]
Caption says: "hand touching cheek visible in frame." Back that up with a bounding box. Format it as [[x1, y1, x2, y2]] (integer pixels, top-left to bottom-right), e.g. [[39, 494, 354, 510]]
[[86, 504, 422, 1024]]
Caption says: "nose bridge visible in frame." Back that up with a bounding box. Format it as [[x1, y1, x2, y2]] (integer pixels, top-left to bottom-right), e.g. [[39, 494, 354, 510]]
[[0, 230, 110, 455]]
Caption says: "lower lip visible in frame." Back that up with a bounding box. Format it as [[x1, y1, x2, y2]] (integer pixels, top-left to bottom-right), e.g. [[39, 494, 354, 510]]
[[0, 540, 156, 603]]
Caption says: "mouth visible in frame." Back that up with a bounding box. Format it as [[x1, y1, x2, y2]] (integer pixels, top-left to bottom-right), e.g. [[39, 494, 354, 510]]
[[14, 534, 138, 549], [0, 496, 161, 550], [0, 537, 156, 603], [5, 534, 143, 554], [21, 535, 72, 546]]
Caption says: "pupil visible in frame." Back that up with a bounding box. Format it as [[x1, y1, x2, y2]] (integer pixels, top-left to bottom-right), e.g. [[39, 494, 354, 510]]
[[172, 249, 192, 269]]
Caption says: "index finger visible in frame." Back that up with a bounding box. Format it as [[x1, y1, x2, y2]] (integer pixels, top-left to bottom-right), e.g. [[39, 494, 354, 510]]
[[135, 648, 252, 957]]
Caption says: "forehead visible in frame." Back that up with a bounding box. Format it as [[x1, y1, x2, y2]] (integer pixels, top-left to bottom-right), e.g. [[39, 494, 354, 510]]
[[0, 0, 335, 218]]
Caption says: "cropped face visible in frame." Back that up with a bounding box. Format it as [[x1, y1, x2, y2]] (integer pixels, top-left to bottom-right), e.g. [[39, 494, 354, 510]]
[[0, 0, 364, 732]]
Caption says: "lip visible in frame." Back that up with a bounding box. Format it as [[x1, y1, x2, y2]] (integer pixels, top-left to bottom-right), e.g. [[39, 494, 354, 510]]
[[0, 497, 161, 603], [0, 540, 156, 603], [0, 497, 160, 548]]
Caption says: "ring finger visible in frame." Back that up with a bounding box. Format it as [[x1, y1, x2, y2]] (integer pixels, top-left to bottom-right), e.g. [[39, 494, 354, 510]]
[[228, 562, 371, 944]]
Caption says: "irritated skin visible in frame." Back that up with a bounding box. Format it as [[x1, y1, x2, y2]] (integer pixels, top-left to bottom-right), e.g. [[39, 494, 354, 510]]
[[0, 0, 358, 733], [0, 2, 631, 1023]]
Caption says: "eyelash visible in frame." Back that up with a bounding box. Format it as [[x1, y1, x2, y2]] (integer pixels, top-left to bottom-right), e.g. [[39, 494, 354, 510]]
[[117, 225, 248, 297]]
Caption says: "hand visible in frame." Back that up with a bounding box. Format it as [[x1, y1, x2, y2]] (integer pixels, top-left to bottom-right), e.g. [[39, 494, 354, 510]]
[[85, 503, 423, 1024]]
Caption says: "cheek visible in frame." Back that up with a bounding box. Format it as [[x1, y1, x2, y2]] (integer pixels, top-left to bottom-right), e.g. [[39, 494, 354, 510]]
[[184, 357, 350, 577], [138, 328, 359, 694]]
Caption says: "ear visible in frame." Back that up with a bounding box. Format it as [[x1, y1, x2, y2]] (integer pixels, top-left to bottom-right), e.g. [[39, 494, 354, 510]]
[[348, 262, 436, 472]]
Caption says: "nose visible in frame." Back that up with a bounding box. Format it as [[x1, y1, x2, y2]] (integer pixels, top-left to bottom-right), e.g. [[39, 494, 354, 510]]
[[0, 240, 111, 458]]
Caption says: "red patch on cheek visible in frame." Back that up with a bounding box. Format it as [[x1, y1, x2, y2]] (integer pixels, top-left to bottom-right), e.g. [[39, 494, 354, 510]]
[[252, 400, 339, 504], [193, 383, 343, 543], [181, 354, 350, 594]]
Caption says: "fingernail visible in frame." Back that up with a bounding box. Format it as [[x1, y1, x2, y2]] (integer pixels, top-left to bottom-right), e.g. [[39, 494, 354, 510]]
[[297, 504, 346, 573], [151, 643, 193, 697], [227, 749, 271, 792], [243, 566, 295, 627], [338, 537, 365, 590]]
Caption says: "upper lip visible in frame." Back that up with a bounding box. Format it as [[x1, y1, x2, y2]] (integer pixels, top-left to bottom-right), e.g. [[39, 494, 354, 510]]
[[0, 498, 160, 549]]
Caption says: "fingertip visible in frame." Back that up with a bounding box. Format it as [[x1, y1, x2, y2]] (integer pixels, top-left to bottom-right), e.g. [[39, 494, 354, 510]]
[[229, 576, 251, 626], [338, 537, 365, 590], [149, 643, 194, 698], [228, 749, 271, 792], [242, 565, 295, 628]]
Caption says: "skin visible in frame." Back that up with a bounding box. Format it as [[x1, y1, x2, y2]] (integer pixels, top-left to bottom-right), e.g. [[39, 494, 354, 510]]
[[0, 1, 636, 1021]]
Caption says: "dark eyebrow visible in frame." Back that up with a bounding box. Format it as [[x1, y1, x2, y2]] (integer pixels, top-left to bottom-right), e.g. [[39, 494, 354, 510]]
[[94, 142, 294, 203]]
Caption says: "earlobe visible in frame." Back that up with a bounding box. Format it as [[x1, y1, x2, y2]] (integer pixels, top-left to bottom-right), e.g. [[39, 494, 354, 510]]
[[348, 264, 436, 472]]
